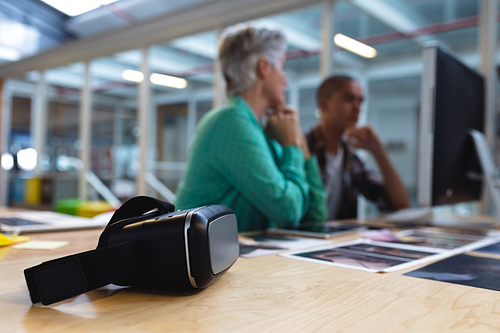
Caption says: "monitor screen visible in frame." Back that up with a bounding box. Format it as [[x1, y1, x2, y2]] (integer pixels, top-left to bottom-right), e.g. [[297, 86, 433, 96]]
[[418, 44, 485, 207]]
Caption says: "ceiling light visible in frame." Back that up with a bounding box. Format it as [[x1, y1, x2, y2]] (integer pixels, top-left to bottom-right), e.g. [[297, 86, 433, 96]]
[[334, 33, 377, 59], [1, 153, 13, 171], [0, 46, 20, 61], [17, 148, 37, 171], [122, 69, 144, 83], [150, 73, 187, 89], [40, 0, 118, 17]]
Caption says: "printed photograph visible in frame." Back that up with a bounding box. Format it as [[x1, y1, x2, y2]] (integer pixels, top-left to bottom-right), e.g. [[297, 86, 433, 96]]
[[396, 229, 485, 250], [295, 248, 408, 271], [405, 254, 500, 291], [340, 243, 433, 260], [473, 241, 500, 255], [284, 240, 440, 272], [239, 233, 331, 258]]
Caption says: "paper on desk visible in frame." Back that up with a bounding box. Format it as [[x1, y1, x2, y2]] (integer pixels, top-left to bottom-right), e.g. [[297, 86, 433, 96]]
[[13, 240, 69, 250], [404, 253, 500, 292], [281, 239, 454, 273], [282, 232, 500, 273], [361, 228, 401, 242], [0, 233, 30, 246], [239, 233, 331, 258], [0, 233, 12, 246], [394, 229, 491, 251]]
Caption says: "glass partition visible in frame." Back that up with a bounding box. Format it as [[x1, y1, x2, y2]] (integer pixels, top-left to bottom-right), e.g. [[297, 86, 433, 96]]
[[28, 63, 84, 209], [6, 93, 33, 207], [90, 49, 141, 201], [149, 31, 216, 194], [45, 63, 84, 169]]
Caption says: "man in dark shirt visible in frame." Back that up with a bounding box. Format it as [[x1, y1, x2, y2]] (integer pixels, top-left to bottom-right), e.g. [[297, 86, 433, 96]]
[[306, 75, 410, 220]]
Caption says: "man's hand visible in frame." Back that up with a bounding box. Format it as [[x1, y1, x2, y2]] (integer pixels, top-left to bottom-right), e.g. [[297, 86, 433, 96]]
[[345, 125, 383, 153], [347, 125, 410, 210]]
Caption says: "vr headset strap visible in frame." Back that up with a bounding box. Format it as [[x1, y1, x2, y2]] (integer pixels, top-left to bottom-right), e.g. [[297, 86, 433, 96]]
[[107, 196, 175, 225], [96, 196, 176, 248], [24, 196, 176, 305], [24, 240, 141, 305]]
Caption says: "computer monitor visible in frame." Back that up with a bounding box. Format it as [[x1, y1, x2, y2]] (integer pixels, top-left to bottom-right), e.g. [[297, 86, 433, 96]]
[[418, 43, 485, 207]]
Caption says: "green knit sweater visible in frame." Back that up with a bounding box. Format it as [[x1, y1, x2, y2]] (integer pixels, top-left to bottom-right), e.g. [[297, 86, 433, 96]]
[[175, 96, 327, 232]]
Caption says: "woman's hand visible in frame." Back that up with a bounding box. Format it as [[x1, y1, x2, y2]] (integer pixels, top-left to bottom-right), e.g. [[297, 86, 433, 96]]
[[266, 106, 301, 147], [266, 106, 311, 159]]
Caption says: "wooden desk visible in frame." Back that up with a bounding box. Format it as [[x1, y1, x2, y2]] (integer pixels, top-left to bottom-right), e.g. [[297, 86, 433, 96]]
[[2, 226, 500, 332]]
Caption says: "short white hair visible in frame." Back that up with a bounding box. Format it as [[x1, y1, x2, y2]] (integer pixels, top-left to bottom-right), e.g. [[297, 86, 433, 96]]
[[218, 24, 286, 96]]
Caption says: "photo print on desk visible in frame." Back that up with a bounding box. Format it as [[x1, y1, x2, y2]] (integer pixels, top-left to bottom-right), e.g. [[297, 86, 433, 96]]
[[473, 241, 500, 256], [404, 253, 500, 292], [362, 228, 496, 253], [281, 239, 448, 273], [239, 233, 331, 258], [394, 229, 488, 250]]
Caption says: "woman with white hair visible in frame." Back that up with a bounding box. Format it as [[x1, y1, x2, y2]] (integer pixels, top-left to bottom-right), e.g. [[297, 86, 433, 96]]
[[175, 25, 326, 232]]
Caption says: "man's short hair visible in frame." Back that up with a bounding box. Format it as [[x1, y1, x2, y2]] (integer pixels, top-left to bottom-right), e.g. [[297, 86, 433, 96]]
[[317, 75, 357, 104]]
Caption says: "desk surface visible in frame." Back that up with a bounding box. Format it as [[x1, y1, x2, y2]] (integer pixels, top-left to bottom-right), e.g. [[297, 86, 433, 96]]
[[2, 222, 500, 333]]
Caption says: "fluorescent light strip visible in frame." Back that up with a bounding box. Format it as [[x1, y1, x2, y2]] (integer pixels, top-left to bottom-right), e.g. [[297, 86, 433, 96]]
[[0, 46, 20, 61], [333, 33, 377, 59], [122, 69, 144, 82], [40, 0, 118, 17], [150, 73, 187, 89], [122, 70, 187, 89]]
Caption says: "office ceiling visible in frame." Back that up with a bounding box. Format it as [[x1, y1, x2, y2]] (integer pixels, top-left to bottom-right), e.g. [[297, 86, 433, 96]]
[[0, 0, 489, 102]]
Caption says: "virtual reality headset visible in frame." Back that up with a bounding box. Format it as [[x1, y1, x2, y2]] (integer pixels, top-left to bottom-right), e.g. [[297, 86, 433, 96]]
[[24, 196, 239, 305]]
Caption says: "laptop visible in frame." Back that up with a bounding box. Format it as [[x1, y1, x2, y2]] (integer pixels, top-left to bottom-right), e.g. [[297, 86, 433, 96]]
[[0, 210, 114, 234]]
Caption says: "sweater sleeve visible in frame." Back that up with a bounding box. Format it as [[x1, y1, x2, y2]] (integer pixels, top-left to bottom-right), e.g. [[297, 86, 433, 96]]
[[211, 111, 311, 229]]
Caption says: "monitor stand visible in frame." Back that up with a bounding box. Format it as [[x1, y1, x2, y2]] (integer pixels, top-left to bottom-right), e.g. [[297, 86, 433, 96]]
[[469, 129, 500, 226]]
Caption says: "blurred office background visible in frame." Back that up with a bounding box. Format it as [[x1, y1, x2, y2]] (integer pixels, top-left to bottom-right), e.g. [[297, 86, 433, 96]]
[[0, 0, 498, 218]]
